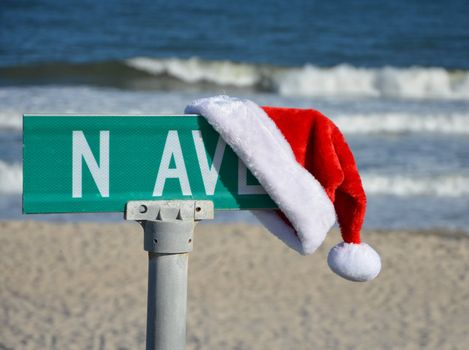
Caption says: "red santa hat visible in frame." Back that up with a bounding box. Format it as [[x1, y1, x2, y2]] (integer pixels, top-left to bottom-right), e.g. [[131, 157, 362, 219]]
[[185, 95, 381, 282]]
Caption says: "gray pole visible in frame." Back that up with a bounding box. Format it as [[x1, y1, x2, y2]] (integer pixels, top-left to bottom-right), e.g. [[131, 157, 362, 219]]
[[144, 221, 192, 350], [125, 200, 214, 350], [147, 252, 188, 350]]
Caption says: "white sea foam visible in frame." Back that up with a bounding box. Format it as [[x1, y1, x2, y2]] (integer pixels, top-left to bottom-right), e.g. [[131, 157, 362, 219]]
[[333, 112, 469, 134], [126, 57, 469, 100], [362, 174, 469, 197], [126, 57, 263, 87], [3, 104, 468, 136], [275, 65, 469, 99], [0, 110, 22, 130], [0, 86, 194, 131], [0, 161, 22, 194], [1, 84, 468, 138]]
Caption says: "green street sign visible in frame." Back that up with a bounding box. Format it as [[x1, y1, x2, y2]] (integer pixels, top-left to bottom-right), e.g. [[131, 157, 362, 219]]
[[23, 115, 276, 214]]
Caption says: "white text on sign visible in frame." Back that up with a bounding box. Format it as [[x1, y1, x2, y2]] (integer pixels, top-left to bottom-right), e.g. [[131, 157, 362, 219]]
[[71, 130, 266, 198]]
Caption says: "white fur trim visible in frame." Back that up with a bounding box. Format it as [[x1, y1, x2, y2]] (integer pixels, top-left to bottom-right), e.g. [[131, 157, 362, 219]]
[[327, 242, 381, 282], [185, 95, 336, 254]]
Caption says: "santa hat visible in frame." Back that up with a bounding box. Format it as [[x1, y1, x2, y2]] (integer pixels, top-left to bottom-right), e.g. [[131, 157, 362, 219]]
[[185, 95, 381, 282]]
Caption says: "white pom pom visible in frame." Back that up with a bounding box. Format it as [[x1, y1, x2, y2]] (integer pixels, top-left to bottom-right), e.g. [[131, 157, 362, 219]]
[[327, 242, 381, 282]]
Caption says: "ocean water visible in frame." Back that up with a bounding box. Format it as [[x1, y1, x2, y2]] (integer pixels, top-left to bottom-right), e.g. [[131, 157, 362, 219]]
[[1, 0, 468, 231]]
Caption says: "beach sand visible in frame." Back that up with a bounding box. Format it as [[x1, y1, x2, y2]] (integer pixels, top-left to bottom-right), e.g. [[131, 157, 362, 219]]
[[1, 220, 468, 350]]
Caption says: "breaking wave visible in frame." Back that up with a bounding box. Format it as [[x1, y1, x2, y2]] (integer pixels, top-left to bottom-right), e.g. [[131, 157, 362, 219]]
[[333, 112, 469, 134], [1, 57, 468, 100], [126, 57, 262, 87], [126, 57, 469, 100], [274, 64, 469, 100], [362, 174, 469, 197]]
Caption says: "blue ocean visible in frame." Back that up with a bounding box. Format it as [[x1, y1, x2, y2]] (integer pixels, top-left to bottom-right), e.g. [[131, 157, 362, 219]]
[[1, 0, 468, 231]]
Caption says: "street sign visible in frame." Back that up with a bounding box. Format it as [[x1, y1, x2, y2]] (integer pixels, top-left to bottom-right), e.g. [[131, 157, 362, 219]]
[[23, 115, 276, 213]]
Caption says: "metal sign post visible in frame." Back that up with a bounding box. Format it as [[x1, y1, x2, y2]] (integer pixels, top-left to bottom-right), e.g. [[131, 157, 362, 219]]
[[22, 114, 271, 349], [125, 200, 214, 350]]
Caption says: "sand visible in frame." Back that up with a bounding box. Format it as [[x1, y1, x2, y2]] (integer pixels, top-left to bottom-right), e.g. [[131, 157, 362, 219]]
[[0, 220, 468, 350]]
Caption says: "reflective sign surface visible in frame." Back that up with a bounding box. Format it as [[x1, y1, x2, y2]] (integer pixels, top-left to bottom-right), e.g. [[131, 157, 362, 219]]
[[23, 115, 275, 213]]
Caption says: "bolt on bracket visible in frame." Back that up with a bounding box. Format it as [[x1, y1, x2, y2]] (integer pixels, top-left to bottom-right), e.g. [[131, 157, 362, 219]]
[[125, 200, 214, 222], [125, 200, 214, 253]]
